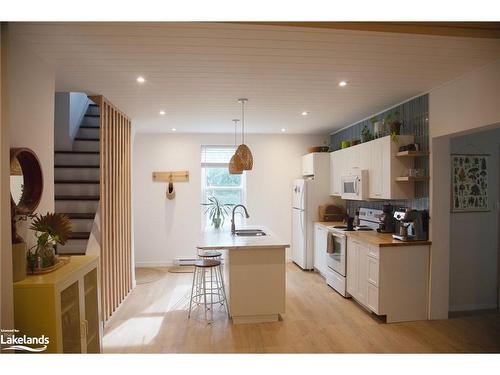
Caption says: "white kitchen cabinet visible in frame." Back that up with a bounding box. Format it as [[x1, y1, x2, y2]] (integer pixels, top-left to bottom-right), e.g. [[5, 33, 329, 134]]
[[346, 237, 430, 323], [302, 152, 330, 177], [329, 135, 416, 200], [302, 153, 314, 176], [368, 135, 415, 200], [347, 239, 369, 302], [329, 151, 342, 196], [313, 224, 328, 276], [302, 152, 331, 178]]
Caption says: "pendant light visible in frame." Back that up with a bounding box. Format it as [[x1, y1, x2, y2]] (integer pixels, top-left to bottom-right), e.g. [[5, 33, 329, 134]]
[[235, 98, 253, 170], [229, 119, 243, 175]]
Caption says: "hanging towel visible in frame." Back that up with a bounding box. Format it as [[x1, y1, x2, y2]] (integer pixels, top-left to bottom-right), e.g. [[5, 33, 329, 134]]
[[327, 232, 335, 254]]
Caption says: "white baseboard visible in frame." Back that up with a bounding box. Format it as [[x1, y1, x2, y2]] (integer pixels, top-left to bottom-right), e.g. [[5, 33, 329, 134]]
[[135, 261, 174, 268], [449, 303, 498, 312]]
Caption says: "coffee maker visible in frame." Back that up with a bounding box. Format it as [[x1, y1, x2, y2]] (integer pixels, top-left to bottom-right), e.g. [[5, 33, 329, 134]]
[[392, 209, 429, 241], [377, 203, 395, 233]]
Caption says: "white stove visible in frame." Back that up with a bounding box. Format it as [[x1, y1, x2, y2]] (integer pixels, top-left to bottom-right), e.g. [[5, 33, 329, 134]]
[[323, 208, 382, 297]]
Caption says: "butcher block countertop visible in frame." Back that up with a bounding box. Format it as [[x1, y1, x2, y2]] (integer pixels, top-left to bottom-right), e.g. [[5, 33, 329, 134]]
[[197, 226, 290, 250], [315, 222, 432, 247]]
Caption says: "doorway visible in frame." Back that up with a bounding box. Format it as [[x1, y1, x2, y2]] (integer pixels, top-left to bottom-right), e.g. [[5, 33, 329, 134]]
[[447, 126, 500, 315]]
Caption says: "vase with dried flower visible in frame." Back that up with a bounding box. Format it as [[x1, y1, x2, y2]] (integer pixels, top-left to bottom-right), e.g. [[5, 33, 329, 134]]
[[27, 212, 72, 273]]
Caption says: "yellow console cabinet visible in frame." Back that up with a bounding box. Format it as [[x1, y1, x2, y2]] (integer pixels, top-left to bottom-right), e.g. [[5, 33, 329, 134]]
[[13, 255, 102, 353]]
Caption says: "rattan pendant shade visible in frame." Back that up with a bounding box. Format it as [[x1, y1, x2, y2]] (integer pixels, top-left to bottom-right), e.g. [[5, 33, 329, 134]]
[[228, 119, 243, 175], [236, 98, 253, 171], [235, 144, 253, 170], [229, 153, 243, 174]]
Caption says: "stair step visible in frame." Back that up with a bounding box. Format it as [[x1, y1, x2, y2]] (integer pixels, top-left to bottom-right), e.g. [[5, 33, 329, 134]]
[[64, 213, 96, 220], [74, 139, 99, 152], [80, 126, 100, 129], [84, 114, 100, 118], [55, 195, 100, 201], [55, 164, 99, 169], [55, 180, 100, 184], [55, 151, 99, 155], [74, 137, 99, 142], [68, 232, 91, 240], [58, 238, 88, 255], [89, 103, 98, 107]]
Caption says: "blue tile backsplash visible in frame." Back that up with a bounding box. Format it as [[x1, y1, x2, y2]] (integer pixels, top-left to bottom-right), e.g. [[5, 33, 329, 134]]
[[330, 94, 429, 213]]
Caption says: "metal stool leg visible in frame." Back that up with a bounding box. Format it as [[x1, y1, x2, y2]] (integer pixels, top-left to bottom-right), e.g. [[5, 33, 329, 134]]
[[202, 268, 208, 321], [217, 265, 229, 318], [188, 266, 197, 318]]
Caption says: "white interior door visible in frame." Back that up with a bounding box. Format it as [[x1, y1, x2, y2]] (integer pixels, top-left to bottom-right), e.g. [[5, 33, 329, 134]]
[[292, 208, 305, 268]]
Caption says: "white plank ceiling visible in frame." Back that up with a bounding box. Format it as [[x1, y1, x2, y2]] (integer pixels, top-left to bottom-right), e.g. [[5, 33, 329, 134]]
[[10, 22, 500, 134]]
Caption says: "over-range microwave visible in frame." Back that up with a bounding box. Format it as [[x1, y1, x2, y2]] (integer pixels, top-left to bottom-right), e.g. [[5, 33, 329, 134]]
[[341, 169, 369, 200]]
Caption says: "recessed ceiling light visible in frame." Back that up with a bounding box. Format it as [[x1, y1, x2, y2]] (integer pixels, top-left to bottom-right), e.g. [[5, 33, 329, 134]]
[[171, 128, 177, 132], [339, 80, 347, 87], [301, 111, 309, 116], [159, 110, 166, 115], [281, 128, 286, 132], [137, 76, 145, 83]]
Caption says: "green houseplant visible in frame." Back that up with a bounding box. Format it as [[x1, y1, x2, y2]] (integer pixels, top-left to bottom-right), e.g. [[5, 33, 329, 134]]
[[202, 196, 233, 229], [361, 125, 373, 143], [28, 212, 72, 272], [386, 111, 403, 136]]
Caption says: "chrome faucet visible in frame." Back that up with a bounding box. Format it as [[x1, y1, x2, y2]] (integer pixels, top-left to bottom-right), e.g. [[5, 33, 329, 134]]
[[231, 204, 250, 234]]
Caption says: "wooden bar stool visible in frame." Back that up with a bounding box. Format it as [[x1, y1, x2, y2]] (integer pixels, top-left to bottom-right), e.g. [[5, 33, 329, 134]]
[[188, 259, 228, 322], [197, 250, 222, 260]]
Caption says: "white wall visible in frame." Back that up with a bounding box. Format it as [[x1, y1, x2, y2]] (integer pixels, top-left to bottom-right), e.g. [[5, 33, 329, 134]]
[[449, 128, 500, 311], [7, 40, 55, 226], [133, 132, 328, 266], [54, 92, 89, 151], [429, 59, 500, 318], [1, 28, 55, 328], [430, 59, 500, 138]]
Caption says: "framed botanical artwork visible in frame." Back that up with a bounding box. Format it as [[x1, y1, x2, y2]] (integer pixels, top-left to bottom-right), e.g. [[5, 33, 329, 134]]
[[451, 154, 489, 212]]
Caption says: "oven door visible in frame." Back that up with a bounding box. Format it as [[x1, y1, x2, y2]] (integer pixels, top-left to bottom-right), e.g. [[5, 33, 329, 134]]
[[326, 231, 346, 276]]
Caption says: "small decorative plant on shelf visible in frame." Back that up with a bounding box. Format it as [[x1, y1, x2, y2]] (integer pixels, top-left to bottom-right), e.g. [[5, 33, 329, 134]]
[[361, 125, 373, 143], [386, 110, 403, 138], [28, 212, 72, 273], [201, 196, 234, 230]]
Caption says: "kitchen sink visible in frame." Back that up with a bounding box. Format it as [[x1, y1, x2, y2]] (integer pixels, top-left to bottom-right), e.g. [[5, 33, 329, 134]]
[[233, 229, 267, 237]]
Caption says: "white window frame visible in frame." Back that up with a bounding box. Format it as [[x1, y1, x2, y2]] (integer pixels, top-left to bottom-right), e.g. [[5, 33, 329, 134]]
[[200, 145, 246, 230]]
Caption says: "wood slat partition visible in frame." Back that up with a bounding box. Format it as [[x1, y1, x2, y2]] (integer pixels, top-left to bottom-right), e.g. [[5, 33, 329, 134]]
[[90, 95, 132, 321]]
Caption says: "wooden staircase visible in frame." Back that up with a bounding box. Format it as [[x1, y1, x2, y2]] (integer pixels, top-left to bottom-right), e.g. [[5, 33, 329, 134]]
[[55, 103, 100, 254]]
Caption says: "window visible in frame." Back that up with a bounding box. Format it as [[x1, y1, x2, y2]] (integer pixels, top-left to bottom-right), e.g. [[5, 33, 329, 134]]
[[201, 145, 246, 230]]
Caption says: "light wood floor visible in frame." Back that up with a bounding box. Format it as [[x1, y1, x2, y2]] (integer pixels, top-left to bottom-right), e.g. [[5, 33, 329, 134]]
[[103, 263, 500, 353]]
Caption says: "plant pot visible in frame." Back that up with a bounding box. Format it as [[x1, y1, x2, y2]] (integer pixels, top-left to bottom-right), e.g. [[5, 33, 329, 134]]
[[341, 140, 351, 149], [390, 121, 402, 135], [351, 139, 361, 146], [12, 242, 27, 282], [212, 217, 222, 229]]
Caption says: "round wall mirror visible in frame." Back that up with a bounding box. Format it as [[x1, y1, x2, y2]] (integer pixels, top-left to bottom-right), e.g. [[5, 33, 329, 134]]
[[10, 148, 43, 216]]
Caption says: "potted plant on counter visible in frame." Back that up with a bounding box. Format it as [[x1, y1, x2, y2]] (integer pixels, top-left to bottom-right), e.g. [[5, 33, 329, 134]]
[[202, 196, 233, 230]]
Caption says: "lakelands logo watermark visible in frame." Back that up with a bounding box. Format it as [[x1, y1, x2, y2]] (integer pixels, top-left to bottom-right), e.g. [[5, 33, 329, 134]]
[[1, 329, 49, 352]]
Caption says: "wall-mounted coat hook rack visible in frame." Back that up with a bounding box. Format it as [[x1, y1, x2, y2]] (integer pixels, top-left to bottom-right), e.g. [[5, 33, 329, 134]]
[[152, 171, 189, 183], [152, 171, 189, 200]]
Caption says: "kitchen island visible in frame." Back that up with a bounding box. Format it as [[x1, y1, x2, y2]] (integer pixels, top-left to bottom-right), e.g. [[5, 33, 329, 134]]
[[197, 227, 289, 324]]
